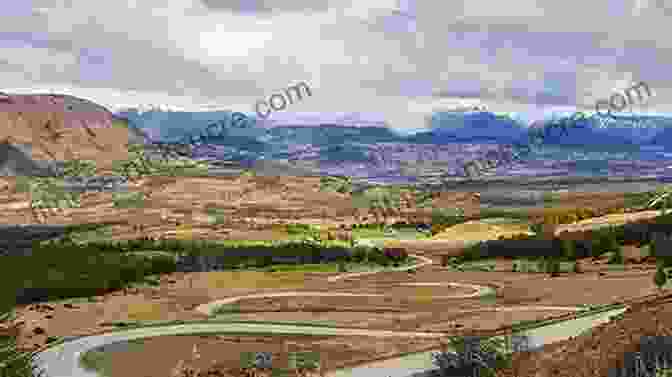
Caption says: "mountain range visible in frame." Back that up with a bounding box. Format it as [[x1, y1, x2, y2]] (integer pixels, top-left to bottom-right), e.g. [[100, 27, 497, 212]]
[[114, 106, 672, 181], [2, 92, 672, 183]]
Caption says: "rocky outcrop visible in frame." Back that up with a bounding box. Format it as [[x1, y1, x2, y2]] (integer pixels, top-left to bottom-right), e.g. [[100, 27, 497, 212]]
[[0, 141, 58, 176]]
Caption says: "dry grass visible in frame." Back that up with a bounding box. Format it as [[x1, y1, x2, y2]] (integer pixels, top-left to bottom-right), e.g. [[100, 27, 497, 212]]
[[407, 287, 451, 303], [432, 220, 533, 241], [202, 271, 313, 290], [122, 302, 169, 321]]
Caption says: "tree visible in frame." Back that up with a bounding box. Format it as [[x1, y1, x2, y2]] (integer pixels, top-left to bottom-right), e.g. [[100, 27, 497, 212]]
[[530, 222, 544, 238], [560, 239, 576, 260], [648, 186, 672, 215], [547, 257, 562, 277], [608, 246, 624, 264], [654, 264, 667, 291]]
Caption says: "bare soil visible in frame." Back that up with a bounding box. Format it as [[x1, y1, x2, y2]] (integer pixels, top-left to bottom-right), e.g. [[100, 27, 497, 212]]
[[496, 293, 672, 377], [12, 261, 661, 352], [81, 333, 441, 377]]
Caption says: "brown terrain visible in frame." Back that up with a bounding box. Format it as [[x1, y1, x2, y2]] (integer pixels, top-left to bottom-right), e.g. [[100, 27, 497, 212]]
[[80, 334, 441, 377], [2, 94, 671, 377], [496, 293, 672, 377]]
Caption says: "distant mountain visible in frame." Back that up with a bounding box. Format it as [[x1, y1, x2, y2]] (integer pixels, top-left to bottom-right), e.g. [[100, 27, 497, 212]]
[[110, 107, 672, 180]]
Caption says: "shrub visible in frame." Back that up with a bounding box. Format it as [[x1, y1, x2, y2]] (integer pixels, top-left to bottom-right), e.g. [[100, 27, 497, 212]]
[[546, 258, 562, 275], [432, 336, 511, 377], [461, 242, 484, 262], [654, 264, 667, 290], [607, 247, 624, 264], [560, 239, 576, 260], [431, 208, 465, 232], [530, 223, 544, 236], [1, 311, 46, 377], [112, 191, 146, 208]]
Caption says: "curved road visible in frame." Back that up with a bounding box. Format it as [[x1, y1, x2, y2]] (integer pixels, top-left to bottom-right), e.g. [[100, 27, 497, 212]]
[[33, 252, 594, 377]]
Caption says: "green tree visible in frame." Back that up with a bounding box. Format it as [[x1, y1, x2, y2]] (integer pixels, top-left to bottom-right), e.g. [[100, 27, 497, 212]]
[[414, 190, 433, 208], [649, 186, 672, 215], [560, 239, 576, 260], [530, 222, 544, 239], [650, 236, 659, 259], [593, 232, 620, 258], [608, 246, 624, 264], [431, 207, 465, 229], [319, 175, 353, 194], [654, 264, 668, 291], [547, 258, 562, 276]]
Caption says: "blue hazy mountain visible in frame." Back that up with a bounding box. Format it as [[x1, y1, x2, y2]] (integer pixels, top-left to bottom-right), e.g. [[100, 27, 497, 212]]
[[112, 107, 672, 179], [410, 112, 528, 144]]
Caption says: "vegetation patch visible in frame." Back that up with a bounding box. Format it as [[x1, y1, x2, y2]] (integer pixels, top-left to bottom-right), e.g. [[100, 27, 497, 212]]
[[0, 311, 45, 377], [202, 270, 313, 290]]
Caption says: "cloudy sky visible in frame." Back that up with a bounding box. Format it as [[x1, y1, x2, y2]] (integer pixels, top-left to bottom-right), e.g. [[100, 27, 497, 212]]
[[1, 0, 671, 130]]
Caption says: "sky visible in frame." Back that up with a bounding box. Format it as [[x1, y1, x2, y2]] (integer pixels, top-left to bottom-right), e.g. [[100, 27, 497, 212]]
[[1, 0, 671, 131]]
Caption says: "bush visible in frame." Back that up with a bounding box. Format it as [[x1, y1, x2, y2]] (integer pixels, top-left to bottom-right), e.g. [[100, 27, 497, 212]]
[[1, 311, 45, 377], [607, 247, 624, 264], [654, 264, 667, 289], [560, 239, 576, 260], [112, 191, 146, 208], [592, 232, 620, 258], [547, 258, 562, 275], [461, 242, 484, 262], [530, 223, 544, 235], [432, 336, 511, 377], [431, 208, 465, 234]]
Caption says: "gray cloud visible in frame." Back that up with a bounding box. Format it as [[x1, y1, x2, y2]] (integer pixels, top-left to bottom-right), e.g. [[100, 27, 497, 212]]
[[1, 0, 672, 129], [199, 0, 332, 13]]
